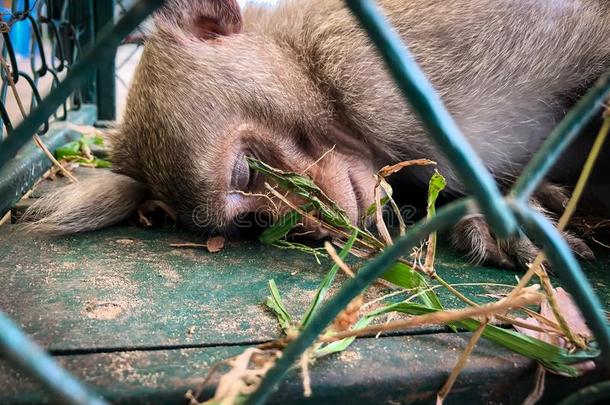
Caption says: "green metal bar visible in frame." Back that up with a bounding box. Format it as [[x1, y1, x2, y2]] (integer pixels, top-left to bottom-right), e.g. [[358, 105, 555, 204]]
[[246, 198, 475, 405], [94, 0, 116, 120], [511, 70, 610, 201], [74, 0, 98, 104], [0, 312, 108, 405], [0, 0, 164, 169], [344, 0, 516, 239], [510, 200, 610, 362]]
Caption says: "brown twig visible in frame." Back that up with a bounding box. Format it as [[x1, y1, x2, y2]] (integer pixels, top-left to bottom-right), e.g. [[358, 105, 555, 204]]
[[436, 318, 488, 404], [378, 158, 436, 177], [537, 265, 587, 349], [187, 360, 227, 404], [325, 241, 356, 278], [231, 190, 279, 212], [321, 285, 543, 342], [264, 182, 378, 252], [300, 349, 313, 397], [0, 211, 10, 227], [378, 176, 407, 236], [170, 243, 208, 249], [401, 283, 563, 335], [302, 145, 336, 174], [373, 175, 393, 246]]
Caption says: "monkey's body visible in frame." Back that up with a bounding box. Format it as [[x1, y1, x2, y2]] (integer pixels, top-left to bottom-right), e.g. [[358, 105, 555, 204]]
[[24, 0, 610, 268], [239, 1, 607, 182]]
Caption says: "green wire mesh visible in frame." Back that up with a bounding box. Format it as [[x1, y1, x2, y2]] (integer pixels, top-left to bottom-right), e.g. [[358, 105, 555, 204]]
[[0, 0, 608, 404]]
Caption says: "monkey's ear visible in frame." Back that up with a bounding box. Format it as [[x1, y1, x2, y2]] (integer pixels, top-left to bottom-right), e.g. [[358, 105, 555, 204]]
[[158, 0, 243, 40], [19, 171, 148, 235]]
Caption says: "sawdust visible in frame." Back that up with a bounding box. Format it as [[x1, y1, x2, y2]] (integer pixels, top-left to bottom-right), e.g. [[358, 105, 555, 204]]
[[61, 261, 79, 270], [109, 352, 164, 388], [155, 262, 182, 284], [339, 349, 362, 363], [86, 273, 132, 289], [84, 301, 125, 320], [171, 248, 198, 258]]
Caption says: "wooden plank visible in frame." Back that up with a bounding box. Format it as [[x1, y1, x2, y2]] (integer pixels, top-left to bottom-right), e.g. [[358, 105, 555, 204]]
[[1, 222, 608, 352], [1, 167, 609, 404], [0, 334, 604, 404], [0, 224, 327, 351]]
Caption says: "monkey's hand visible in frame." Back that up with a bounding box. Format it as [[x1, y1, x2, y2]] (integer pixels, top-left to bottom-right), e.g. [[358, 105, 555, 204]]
[[136, 200, 176, 227], [450, 183, 594, 270]]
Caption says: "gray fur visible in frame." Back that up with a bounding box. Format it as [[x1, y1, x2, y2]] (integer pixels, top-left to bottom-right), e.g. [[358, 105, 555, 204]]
[[21, 172, 147, 234], [111, 0, 610, 228], [20, 0, 610, 264]]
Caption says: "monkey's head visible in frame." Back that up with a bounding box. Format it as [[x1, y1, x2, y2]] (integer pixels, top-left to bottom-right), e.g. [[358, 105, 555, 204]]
[[104, 0, 379, 238]]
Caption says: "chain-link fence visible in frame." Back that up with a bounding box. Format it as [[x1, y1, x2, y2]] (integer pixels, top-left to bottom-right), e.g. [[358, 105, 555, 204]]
[[0, 0, 95, 139], [0, 1, 609, 404]]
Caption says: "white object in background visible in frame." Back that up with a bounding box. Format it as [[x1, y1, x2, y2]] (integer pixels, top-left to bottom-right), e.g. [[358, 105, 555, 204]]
[[238, 0, 279, 8]]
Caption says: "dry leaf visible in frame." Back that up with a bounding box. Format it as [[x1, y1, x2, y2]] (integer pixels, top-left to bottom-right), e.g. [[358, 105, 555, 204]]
[[206, 236, 225, 253], [378, 158, 436, 178], [514, 287, 595, 375]]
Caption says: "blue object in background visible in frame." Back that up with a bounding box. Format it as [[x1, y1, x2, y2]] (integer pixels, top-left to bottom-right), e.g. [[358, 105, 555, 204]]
[[8, 0, 32, 57]]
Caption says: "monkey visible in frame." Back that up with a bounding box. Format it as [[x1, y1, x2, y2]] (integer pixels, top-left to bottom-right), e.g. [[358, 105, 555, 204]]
[[21, 0, 610, 270]]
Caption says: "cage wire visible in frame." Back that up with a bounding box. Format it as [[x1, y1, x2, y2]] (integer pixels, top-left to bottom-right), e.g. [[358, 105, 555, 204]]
[[0, 1, 609, 405], [0, 0, 89, 140]]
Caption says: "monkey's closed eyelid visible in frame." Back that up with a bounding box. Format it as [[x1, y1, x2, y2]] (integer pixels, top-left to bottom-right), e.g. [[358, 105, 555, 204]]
[[230, 154, 250, 191]]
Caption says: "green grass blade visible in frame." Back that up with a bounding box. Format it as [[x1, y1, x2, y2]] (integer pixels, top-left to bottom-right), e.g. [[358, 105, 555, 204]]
[[91, 157, 112, 168], [424, 171, 446, 269], [90, 134, 105, 146], [247, 157, 353, 229], [381, 262, 443, 310], [300, 230, 359, 328], [427, 171, 446, 217], [55, 140, 81, 159], [314, 317, 374, 357], [265, 280, 293, 333], [55, 135, 112, 168], [259, 209, 305, 245], [364, 196, 390, 219], [370, 302, 599, 376], [271, 240, 326, 264]]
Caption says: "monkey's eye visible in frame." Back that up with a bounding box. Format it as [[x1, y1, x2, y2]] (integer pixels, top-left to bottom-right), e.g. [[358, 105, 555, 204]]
[[230, 154, 250, 191]]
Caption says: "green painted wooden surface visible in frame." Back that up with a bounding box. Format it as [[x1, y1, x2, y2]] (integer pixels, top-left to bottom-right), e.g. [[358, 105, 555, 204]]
[[1, 221, 608, 352], [0, 334, 605, 405], [0, 171, 609, 403], [0, 224, 327, 351]]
